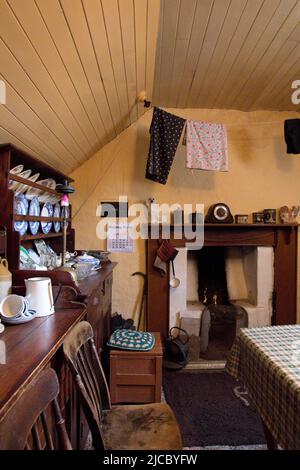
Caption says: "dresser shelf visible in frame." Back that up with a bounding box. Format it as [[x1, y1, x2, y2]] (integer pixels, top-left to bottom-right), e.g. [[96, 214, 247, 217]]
[[14, 214, 71, 223], [8, 173, 61, 196], [21, 232, 71, 241], [0, 143, 75, 270]]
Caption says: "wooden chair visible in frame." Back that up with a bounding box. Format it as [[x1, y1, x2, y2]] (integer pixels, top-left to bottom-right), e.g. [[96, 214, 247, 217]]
[[0, 368, 72, 450], [63, 321, 182, 450]]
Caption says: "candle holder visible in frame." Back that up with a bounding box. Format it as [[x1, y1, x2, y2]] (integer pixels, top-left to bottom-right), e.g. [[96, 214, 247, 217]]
[[56, 180, 75, 267]]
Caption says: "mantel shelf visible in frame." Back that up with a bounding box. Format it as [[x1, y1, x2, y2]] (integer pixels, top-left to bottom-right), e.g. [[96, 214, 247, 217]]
[[155, 223, 299, 229]]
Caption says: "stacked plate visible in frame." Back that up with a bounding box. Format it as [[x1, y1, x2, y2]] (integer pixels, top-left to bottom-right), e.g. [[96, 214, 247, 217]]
[[10, 167, 65, 237], [75, 254, 101, 271], [26, 178, 57, 203], [16, 172, 40, 194], [9, 165, 41, 194]]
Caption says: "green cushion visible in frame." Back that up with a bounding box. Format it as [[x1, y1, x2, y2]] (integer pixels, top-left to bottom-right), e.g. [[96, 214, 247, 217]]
[[107, 329, 155, 351]]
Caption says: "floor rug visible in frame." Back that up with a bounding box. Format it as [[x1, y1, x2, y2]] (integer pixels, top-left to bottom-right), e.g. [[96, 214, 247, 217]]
[[163, 370, 267, 448]]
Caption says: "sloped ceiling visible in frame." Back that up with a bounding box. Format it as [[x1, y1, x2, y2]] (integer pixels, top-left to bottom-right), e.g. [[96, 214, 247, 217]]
[[0, 0, 160, 173], [0, 0, 300, 174]]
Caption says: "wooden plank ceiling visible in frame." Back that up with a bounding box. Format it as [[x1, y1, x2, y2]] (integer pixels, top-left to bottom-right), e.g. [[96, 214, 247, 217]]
[[153, 0, 300, 112], [0, 0, 299, 172], [0, 0, 160, 173]]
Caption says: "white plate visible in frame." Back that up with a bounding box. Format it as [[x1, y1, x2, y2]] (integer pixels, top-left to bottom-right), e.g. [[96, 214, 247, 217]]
[[14, 194, 29, 236], [38, 179, 56, 203], [41, 202, 53, 234], [28, 196, 40, 235], [8, 165, 24, 191], [10, 164, 24, 175], [9, 169, 32, 191], [26, 178, 56, 201], [28, 248, 40, 265], [16, 172, 40, 194]]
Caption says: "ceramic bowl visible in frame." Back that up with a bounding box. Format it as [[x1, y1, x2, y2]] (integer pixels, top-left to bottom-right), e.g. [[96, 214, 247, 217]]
[[0, 294, 30, 319]]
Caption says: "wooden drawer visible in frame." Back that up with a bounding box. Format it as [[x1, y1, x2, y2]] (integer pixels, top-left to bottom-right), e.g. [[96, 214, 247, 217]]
[[109, 333, 162, 404]]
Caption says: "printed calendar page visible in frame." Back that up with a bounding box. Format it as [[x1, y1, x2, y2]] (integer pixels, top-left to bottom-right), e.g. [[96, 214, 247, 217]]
[[107, 223, 134, 253]]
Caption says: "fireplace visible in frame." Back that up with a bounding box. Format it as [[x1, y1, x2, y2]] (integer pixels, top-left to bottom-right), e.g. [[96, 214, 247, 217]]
[[169, 246, 274, 362], [147, 224, 298, 338]]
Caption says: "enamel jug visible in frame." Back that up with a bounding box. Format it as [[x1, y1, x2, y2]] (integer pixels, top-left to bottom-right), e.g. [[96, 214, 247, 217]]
[[25, 277, 54, 317]]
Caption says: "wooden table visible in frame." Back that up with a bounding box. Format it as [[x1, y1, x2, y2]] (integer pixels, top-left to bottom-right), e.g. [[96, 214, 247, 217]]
[[0, 306, 86, 447], [110, 332, 163, 404], [226, 325, 300, 450]]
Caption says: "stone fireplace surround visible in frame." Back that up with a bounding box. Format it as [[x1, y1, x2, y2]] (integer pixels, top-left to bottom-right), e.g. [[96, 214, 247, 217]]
[[146, 224, 298, 336], [170, 246, 274, 333]]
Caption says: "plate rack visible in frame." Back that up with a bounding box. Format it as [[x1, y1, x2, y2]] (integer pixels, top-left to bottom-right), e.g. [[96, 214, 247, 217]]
[[0, 143, 75, 271]]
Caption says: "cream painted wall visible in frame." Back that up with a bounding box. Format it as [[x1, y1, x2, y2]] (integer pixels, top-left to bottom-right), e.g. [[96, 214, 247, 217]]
[[70, 108, 300, 324]]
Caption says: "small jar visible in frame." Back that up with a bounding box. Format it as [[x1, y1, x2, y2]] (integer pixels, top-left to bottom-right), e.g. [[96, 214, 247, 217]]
[[263, 209, 276, 224], [235, 214, 248, 224], [253, 212, 264, 224]]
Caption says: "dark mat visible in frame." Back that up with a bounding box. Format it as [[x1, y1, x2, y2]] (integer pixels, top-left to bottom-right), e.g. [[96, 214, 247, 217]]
[[163, 370, 267, 447]]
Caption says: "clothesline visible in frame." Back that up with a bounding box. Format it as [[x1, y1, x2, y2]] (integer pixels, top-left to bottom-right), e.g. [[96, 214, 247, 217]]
[[225, 121, 291, 127], [158, 106, 298, 127]]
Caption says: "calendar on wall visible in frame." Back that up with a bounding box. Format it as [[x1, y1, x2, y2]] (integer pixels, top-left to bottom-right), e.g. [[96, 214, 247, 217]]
[[107, 223, 134, 253]]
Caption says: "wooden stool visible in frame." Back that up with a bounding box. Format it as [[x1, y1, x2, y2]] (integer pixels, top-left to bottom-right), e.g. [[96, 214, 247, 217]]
[[109, 332, 162, 404]]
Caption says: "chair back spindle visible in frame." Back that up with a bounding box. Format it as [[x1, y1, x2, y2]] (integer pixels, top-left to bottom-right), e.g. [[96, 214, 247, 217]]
[[0, 368, 72, 450], [63, 321, 111, 450]]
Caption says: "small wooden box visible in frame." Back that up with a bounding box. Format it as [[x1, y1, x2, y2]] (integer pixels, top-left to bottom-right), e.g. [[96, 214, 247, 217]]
[[109, 332, 162, 404]]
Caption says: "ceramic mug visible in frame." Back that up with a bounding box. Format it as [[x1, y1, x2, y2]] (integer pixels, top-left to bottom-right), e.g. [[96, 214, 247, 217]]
[[0, 294, 30, 319]]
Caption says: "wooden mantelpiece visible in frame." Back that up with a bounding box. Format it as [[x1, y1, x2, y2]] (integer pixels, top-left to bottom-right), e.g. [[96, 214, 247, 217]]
[[146, 224, 298, 336]]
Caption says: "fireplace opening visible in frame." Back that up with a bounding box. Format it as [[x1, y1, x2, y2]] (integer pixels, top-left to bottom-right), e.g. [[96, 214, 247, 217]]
[[195, 247, 248, 361], [169, 246, 274, 368]]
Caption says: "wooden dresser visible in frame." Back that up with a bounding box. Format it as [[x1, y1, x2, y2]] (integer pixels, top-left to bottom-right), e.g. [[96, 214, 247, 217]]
[[0, 263, 116, 450], [0, 144, 117, 448]]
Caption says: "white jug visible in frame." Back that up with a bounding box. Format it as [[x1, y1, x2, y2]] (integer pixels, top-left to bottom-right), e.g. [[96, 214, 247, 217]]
[[25, 277, 54, 317]]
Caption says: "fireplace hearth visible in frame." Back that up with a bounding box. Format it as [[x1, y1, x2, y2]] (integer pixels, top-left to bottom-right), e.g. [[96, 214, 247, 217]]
[[147, 224, 298, 343]]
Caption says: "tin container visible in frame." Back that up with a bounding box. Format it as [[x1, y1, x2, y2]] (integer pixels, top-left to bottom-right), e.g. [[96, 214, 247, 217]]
[[263, 209, 276, 224], [235, 214, 248, 224], [253, 212, 264, 224]]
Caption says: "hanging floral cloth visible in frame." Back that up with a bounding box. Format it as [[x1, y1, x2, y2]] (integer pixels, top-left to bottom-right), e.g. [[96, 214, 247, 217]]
[[184, 120, 228, 171]]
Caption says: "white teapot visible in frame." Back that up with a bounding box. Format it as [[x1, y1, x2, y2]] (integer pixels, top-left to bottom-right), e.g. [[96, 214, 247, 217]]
[[25, 277, 54, 317]]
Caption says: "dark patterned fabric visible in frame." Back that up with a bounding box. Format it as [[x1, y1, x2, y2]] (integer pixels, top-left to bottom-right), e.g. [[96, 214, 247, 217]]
[[226, 325, 300, 450], [146, 107, 186, 185], [284, 119, 300, 154]]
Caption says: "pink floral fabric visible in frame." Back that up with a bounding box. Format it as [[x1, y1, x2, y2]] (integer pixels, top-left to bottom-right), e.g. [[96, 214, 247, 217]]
[[186, 120, 228, 171]]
